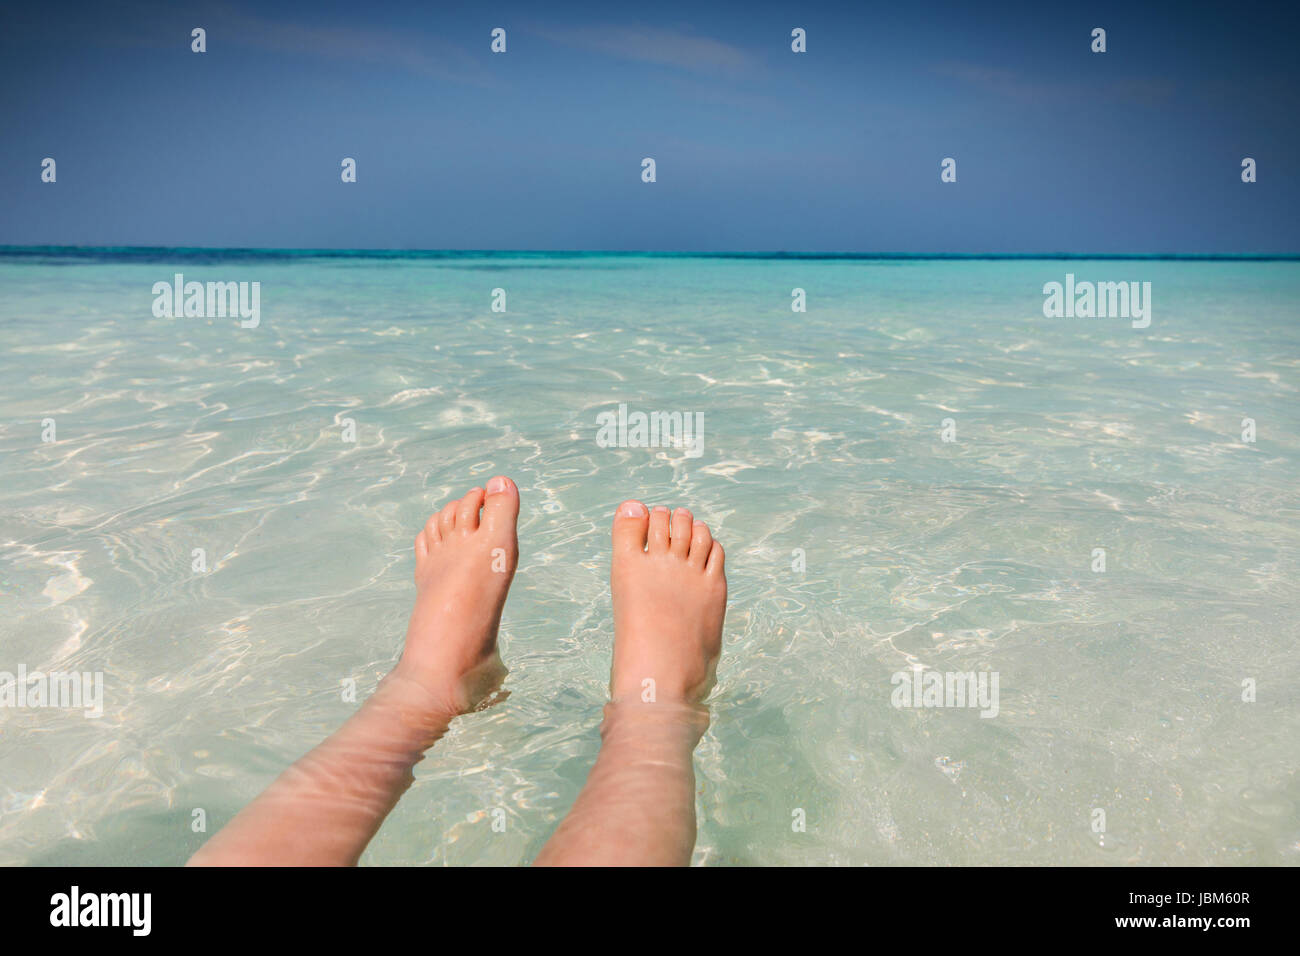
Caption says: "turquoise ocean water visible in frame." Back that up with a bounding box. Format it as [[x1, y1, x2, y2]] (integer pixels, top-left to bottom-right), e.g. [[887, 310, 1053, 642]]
[[1, 249, 1297, 865]]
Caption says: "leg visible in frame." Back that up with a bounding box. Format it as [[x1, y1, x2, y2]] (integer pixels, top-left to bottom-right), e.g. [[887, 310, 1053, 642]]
[[188, 476, 521, 866], [535, 501, 726, 866]]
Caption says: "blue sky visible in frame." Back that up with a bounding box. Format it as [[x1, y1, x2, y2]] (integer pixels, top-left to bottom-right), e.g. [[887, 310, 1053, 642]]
[[1, 0, 1297, 253]]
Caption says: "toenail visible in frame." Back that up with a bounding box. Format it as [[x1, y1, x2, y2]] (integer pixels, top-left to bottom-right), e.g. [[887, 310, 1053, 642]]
[[653, 505, 669, 513], [618, 501, 648, 517], [486, 476, 506, 495]]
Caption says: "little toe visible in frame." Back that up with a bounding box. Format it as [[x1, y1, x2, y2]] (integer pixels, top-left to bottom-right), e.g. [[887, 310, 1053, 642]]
[[706, 539, 726, 577]]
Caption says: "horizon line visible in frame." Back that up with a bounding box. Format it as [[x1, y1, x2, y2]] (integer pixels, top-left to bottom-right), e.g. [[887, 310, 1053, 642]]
[[2, 245, 1299, 262]]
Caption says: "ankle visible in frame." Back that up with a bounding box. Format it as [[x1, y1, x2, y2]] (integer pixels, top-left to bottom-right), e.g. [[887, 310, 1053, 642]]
[[600, 699, 711, 746], [388, 651, 506, 718], [381, 666, 468, 721]]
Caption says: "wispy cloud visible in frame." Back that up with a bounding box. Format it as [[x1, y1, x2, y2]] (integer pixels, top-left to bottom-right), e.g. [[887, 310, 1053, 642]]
[[533, 22, 758, 77], [933, 61, 1175, 108], [220, 5, 497, 88], [85, 0, 497, 88]]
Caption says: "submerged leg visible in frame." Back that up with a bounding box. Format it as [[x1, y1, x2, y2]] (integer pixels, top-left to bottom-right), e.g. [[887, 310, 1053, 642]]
[[188, 477, 521, 866], [535, 501, 726, 867]]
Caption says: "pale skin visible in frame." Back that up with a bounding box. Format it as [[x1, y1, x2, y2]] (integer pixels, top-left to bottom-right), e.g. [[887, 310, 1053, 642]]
[[188, 478, 725, 867]]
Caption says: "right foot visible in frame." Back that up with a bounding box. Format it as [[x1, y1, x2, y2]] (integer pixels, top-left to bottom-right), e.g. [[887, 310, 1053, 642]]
[[609, 501, 726, 704]]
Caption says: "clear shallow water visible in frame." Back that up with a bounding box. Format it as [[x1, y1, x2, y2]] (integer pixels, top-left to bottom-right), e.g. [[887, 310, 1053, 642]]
[[1, 251, 1298, 866]]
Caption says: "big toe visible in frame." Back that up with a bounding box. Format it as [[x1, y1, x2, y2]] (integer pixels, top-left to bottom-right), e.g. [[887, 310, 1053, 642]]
[[481, 475, 520, 533], [612, 499, 650, 554]]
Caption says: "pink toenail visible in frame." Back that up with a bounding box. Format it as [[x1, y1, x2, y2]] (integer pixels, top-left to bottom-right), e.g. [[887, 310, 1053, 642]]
[[618, 501, 648, 517], [487, 476, 506, 495], [653, 505, 669, 513]]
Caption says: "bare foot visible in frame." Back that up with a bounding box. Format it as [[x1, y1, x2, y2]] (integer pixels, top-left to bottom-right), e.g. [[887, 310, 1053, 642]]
[[393, 475, 520, 714], [531, 500, 725, 866], [609, 501, 726, 704]]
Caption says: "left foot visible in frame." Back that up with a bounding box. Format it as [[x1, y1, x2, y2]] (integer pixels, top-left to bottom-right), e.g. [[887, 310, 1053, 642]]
[[392, 476, 520, 714]]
